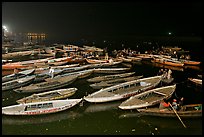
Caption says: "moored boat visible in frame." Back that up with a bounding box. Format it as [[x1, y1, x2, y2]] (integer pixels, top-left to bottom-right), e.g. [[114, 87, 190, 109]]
[[84, 75, 162, 103], [137, 104, 202, 118], [89, 75, 143, 89], [2, 99, 82, 115], [87, 72, 135, 83], [16, 88, 78, 104], [14, 75, 78, 93], [188, 78, 202, 85], [2, 69, 35, 83], [93, 67, 130, 74], [118, 84, 176, 110], [2, 75, 36, 91]]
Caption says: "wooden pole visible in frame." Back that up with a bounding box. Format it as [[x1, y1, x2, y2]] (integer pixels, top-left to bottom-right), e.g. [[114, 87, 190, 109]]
[[169, 103, 187, 128]]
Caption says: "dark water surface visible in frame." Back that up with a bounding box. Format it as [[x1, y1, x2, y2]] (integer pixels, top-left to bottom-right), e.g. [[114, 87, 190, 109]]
[[2, 56, 202, 135]]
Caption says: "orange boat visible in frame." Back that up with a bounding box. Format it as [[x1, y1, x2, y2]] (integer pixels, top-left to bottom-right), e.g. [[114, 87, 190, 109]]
[[164, 60, 184, 67], [183, 60, 201, 66], [2, 63, 29, 70], [152, 58, 184, 67]]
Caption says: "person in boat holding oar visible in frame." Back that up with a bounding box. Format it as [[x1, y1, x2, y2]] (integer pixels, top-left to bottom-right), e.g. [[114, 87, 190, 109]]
[[172, 99, 178, 110]]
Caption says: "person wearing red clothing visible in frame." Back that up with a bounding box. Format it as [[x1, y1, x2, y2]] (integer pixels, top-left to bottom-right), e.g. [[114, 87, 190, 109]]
[[159, 99, 170, 110]]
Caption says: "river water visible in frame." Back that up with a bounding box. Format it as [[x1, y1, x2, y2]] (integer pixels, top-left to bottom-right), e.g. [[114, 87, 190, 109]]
[[2, 54, 202, 135]]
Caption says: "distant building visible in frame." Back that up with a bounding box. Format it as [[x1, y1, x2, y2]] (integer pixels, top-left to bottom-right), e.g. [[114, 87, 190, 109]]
[[27, 33, 46, 44]]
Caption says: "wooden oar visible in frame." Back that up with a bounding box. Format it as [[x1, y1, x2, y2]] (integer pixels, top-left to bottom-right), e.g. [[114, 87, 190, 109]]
[[169, 103, 187, 128]]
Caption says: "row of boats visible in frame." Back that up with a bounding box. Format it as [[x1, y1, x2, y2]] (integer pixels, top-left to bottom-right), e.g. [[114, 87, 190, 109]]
[[2, 53, 202, 118], [2, 71, 202, 118]]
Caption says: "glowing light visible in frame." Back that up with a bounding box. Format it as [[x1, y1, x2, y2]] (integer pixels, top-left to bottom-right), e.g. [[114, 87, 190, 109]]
[[168, 32, 172, 35]]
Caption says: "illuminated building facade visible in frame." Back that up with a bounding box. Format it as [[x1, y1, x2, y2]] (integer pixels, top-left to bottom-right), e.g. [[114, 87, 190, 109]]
[[27, 33, 46, 44]]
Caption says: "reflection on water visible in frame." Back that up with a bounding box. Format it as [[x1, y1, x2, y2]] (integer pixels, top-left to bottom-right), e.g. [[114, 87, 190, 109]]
[[84, 101, 122, 113]]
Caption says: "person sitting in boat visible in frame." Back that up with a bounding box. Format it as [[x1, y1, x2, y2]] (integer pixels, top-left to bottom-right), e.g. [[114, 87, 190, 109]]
[[14, 68, 19, 75], [162, 69, 168, 79], [49, 67, 55, 79], [177, 97, 184, 110], [167, 69, 172, 79], [109, 58, 113, 64], [159, 99, 170, 111], [157, 69, 163, 76], [172, 99, 178, 110]]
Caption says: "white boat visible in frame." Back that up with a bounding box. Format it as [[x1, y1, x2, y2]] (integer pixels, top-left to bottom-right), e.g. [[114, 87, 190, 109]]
[[2, 68, 35, 83], [87, 72, 135, 83], [14, 75, 78, 93], [89, 75, 143, 89], [84, 75, 162, 103], [118, 84, 176, 110], [2, 75, 36, 91], [93, 67, 130, 74], [188, 78, 202, 85], [46, 69, 93, 81], [2, 99, 82, 115]]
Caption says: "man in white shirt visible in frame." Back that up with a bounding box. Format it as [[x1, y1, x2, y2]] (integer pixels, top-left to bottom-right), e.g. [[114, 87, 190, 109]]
[[49, 67, 55, 79]]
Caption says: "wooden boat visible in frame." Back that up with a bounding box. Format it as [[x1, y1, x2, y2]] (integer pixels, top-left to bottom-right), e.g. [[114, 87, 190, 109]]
[[118, 84, 176, 110], [46, 69, 93, 81], [93, 67, 130, 74], [84, 75, 162, 103], [2, 69, 35, 83], [48, 60, 68, 66], [90, 75, 143, 89], [188, 78, 202, 85], [62, 65, 89, 73], [14, 75, 78, 93], [33, 68, 64, 83], [16, 88, 78, 104], [137, 104, 202, 118], [153, 58, 184, 67], [86, 60, 123, 69], [33, 64, 79, 74], [179, 59, 201, 66], [119, 57, 132, 63], [2, 75, 36, 91], [2, 63, 30, 70], [151, 61, 184, 71], [87, 72, 135, 83], [85, 58, 108, 64], [2, 99, 82, 115], [121, 63, 132, 68], [2, 50, 33, 59], [126, 56, 142, 62]]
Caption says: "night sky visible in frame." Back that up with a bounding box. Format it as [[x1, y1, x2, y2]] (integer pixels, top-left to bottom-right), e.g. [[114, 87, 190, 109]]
[[2, 2, 202, 43]]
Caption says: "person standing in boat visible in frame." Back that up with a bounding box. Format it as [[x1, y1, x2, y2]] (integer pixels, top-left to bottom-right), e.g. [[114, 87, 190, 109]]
[[49, 67, 55, 79]]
